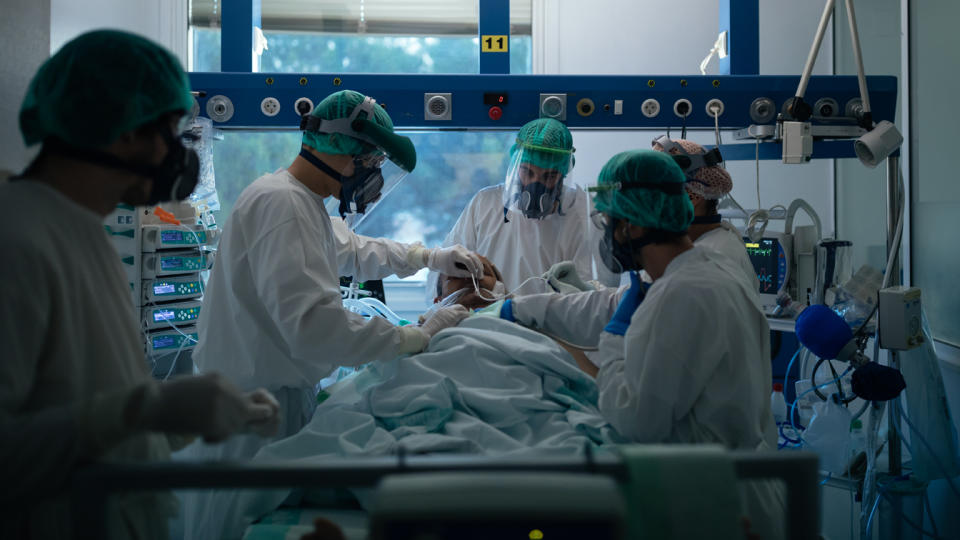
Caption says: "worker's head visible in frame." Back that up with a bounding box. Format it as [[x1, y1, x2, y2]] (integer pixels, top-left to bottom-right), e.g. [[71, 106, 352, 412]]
[[503, 118, 575, 219], [300, 90, 417, 216], [18, 30, 199, 206], [589, 150, 693, 273], [434, 255, 505, 311], [651, 136, 731, 219]]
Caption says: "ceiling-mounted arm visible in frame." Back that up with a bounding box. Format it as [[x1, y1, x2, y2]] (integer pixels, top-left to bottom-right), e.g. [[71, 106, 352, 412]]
[[843, 0, 872, 128], [790, 0, 836, 122]]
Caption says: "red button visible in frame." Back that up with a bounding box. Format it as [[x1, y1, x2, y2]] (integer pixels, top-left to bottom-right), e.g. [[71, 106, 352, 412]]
[[488, 106, 503, 120]]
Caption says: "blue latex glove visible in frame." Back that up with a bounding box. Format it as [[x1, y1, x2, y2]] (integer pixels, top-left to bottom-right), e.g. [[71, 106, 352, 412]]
[[603, 272, 649, 336], [500, 298, 516, 322]]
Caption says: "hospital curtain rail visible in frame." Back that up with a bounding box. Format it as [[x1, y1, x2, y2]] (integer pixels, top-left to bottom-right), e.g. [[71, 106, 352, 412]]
[[71, 450, 819, 539]]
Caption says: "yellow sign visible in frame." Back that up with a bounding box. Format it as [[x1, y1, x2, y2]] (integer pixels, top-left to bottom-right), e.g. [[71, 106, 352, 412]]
[[481, 35, 509, 52]]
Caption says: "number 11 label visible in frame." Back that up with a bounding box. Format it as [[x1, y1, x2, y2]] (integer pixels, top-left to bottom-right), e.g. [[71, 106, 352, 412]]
[[481, 35, 509, 52]]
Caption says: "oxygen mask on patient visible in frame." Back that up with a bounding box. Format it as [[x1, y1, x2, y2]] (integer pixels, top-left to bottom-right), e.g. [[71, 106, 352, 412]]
[[419, 287, 472, 323]]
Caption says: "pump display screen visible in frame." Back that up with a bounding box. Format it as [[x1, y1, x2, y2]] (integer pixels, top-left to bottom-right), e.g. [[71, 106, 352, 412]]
[[161, 231, 183, 242], [744, 238, 787, 294], [160, 257, 184, 270], [153, 309, 175, 322], [154, 283, 177, 295], [152, 335, 176, 348]]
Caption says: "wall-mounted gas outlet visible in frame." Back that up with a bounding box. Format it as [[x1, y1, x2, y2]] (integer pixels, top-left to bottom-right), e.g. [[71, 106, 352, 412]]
[[813, 98, 838, 118], [294, 97, 314, 116], [673, 98, 692, 118], [641, 99, 660, 118], [750, 97, 776, 124], [539, 93, 567, 121], [206, 95, 234, 123], [576, 98, 595, 117], [705, 98, 725, 117], [424, 93, 452, 121], [260, 97, 281, 117]]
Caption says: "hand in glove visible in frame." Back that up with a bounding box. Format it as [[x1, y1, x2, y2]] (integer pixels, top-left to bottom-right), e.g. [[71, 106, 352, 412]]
[[603, 271, 650, 336], [543, 261, 595, 295], [136, 373, 281, 442], [420, 304, 470, 338], [409, 244, 483, 278]]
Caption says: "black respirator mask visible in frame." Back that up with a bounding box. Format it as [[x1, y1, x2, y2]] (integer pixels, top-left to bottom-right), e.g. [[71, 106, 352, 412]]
[[45, 121, 200, 206], [516, 181, 562, 219], [597, 216, 674, 274], [146, 128, 201, 205], [298, 149, 386, 217], [590, 179, 687, 274]]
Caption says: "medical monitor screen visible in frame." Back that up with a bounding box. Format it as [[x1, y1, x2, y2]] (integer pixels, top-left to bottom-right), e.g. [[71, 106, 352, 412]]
[[744, 238, 786, 294], [161, 230, 183, 242]]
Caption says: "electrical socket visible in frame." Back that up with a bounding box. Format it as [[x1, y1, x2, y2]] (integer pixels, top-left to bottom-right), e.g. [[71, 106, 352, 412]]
[[260, 97, 281, 117], [641, 99, 660, 118]]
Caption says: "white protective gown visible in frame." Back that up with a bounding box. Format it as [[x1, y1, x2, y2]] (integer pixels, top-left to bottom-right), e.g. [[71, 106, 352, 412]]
[[429, 184, 619, 296], [185, 169, 428, 539], [195, 169, 427, 393], [595, 247, 785, 540], [511, 220, 758, 349], [0, 181, 178, 540], [696, 221, 760, 293]]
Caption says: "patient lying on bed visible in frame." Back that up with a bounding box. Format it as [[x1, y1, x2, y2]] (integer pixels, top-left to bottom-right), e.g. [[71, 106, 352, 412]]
[[431, 256, 598, 376], [219, 291, 622, 538]]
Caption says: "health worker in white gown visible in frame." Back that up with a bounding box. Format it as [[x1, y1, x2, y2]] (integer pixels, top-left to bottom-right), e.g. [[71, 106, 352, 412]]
[[503, 135, 761, 350], [587, 150, 785, 540], [651, 135, 758, 292], [429, 118, 617, 297], [0, 30, 280, 540], [186, 90, 478, 539]]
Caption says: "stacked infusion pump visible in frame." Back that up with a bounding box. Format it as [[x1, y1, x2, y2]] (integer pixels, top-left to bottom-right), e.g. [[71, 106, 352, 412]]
[[104, 202, 217, 377]]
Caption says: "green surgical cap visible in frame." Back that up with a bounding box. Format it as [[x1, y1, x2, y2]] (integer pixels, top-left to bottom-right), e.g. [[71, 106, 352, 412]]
[[509, 118, 575, 175], [593, 150, 694, 232], [19, 30, 194, 149], [303, 90, 394, 156]]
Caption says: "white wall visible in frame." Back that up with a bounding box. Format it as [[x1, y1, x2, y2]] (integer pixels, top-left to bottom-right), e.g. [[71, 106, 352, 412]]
[[0, 0, 187, 176], [538, 0, 835, 235], [834, 0, 902, 273], [0, 0, 51, 174]]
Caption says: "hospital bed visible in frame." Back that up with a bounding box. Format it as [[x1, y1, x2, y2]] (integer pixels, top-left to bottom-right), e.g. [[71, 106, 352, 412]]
[[72, 449, 820, 540]]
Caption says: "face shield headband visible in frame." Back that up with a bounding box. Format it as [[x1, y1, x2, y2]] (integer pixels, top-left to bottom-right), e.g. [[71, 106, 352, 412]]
[[299, 96, 416, 173], [652, 134, 723, 188], [43, 116, 200, 206]]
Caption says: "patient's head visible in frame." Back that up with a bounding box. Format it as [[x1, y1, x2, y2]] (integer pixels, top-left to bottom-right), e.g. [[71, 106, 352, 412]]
[[435, 255, 505, 310]]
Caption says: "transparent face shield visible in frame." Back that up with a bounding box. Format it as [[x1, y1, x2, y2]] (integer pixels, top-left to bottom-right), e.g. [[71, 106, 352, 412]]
[[330, 154, 409, 229], [502, 143, 574, 219]]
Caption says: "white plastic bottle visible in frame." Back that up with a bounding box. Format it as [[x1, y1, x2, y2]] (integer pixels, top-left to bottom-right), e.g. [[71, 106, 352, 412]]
[[771, 382, 788, 425]]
